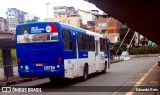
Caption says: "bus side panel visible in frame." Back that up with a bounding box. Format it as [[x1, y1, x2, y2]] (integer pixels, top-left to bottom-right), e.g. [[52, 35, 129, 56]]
[[64, 59, 76, 78], [86, 51, 96, 74], [99, 52, 107, 71]]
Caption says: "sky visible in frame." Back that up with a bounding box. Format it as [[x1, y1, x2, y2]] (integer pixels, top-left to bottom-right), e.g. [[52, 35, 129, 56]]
[[0, 0, 103, 20]]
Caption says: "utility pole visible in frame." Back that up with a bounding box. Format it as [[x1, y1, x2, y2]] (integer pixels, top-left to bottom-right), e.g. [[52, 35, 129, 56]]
[[99, 17, 111, 34], [115, 28, 130, 55], [45, 3, 50, 21], [126, 31, 136, 51]]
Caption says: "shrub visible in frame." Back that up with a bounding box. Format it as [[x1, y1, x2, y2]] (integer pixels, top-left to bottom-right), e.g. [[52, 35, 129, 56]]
[[0, 49, 17, 62], [128, 45, 160, 55]]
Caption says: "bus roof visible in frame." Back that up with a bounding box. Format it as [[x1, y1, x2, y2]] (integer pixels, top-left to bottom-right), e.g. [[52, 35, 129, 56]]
[[17, 22, 107, 39], [59, 22, 104, 38]]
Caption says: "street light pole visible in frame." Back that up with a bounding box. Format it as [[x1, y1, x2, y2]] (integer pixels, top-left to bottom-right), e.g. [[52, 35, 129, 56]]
[[45, 3, 50, 21]]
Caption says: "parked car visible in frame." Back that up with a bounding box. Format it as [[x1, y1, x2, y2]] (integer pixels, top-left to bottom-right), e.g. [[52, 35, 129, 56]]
[[121, 51, 131, 61]]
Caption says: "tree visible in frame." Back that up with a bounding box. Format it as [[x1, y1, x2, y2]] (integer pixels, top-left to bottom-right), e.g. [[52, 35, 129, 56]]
[[112, 41, 128, 55], [120, 27, 135, 44]]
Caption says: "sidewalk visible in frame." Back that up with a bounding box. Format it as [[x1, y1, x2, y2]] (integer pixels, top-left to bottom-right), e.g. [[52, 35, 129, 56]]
[[0, 66, 19, 79], [114, 59, 160, 95], [0, 65, 39, 86], [0, 66, 20, 85], [132, 60, 160, 95]]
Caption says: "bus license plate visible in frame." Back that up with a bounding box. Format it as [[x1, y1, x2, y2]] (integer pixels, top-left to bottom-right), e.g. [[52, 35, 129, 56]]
[[44, 66, 55, 70]]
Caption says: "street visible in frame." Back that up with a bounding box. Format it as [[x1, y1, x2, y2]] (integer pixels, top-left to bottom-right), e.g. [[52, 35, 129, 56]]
[[1, 57, 156, 95]]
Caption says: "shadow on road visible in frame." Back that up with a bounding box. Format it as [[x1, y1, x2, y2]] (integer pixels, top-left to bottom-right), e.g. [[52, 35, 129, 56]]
[[34, 72, 107, 88]]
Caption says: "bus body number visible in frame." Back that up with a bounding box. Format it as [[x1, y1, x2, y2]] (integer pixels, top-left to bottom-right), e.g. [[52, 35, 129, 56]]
[[44, 66, 55, 70]]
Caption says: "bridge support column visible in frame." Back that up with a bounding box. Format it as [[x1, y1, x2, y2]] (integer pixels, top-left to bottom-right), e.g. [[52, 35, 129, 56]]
[[2, 49, 13, 77]]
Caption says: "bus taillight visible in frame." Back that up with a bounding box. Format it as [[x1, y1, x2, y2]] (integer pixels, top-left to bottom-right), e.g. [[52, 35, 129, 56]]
[[58, 57, 62, 65], [17, 58, 22, 65]]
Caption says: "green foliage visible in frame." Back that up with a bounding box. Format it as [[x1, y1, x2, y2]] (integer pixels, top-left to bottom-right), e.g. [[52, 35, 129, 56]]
[[11, 49, 17, 61], [0, 49, 17, 62], [128, 45, 160, 55], [120, 28, 135, 44], [112, 42, 128, 55]]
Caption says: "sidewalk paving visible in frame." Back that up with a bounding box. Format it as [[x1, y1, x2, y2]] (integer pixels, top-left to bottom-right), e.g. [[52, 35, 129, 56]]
[[114, 59, 160, 95], [0, 66, 19, 80]]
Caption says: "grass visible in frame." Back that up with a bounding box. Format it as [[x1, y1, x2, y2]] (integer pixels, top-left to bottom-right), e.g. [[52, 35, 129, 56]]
[[0, 49, 17, 65]]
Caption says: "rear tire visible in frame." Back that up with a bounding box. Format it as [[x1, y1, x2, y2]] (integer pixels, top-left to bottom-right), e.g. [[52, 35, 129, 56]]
[[83, 65, 88, 81], [49, 76, 63, 84], [102, 62, 107, 73]]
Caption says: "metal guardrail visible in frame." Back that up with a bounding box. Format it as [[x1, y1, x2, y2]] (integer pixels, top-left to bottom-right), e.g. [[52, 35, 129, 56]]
[[0, 64, 18, 81], [110, 55, 123, 63]]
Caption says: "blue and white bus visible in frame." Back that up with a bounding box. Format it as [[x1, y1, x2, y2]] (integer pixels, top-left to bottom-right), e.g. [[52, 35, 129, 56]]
[[16, 22, 110, 81]]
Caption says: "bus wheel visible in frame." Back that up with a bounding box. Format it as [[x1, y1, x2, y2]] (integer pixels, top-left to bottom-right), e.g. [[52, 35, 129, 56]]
[[83, 64, 88, 81], [102, 62, 107, 73]]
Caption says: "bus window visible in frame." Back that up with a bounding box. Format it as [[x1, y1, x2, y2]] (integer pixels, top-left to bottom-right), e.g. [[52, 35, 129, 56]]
[[89, 36, 95, 51], [62, 29, 72, 50], [17, 26, 59, 43], [78, 33, 83, 50], [100, 38, 106, 51], [83, 35, 89, 51]]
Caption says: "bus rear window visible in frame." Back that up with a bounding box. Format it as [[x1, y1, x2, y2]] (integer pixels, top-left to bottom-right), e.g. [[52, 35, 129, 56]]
[[17, 32, 59, 43], [16, 24, 59, 43]]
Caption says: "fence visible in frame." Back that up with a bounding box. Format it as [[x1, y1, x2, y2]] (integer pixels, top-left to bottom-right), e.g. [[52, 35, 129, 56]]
[[110, 55, 123, 63]]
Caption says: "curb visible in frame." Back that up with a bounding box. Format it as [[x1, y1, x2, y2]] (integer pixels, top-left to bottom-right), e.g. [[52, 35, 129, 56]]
[[130, 54, 159, 58], [0, 76, 38, 86]]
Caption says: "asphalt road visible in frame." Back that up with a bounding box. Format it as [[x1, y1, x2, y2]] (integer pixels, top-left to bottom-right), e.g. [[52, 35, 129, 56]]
[[1, 57, 158, 95]]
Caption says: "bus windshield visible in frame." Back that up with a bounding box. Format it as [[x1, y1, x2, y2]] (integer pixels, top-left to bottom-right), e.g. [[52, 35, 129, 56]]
[[16, 23, 59, 43]]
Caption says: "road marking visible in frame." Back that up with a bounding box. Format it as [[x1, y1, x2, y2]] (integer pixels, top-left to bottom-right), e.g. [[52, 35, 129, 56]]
[[152, 70, 160, 71], [125, 62, 157, 95]]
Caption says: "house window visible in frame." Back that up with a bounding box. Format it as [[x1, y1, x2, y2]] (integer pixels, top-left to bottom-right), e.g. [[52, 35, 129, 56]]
[[98, 22, 107, 27], [68, 20, 70, 24]]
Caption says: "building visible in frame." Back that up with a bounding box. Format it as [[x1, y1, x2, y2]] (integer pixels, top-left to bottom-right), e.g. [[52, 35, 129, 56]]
[[0, 17, 8, 32], [6, 8, 40, 33], [52, 6, 81, 27], [53, 6, 76, 17], [52, 15, 81, 27], [6, 8, 27, 33], [134, 32, 148, 47], [24, 14, 40, 23], [95, 14, 120, 43], [77, 9, 96, 25]]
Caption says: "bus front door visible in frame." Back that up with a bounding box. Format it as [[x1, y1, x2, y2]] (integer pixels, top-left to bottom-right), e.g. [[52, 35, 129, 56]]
[[95, 40, 100, 72], [73, 32, 78, 77]]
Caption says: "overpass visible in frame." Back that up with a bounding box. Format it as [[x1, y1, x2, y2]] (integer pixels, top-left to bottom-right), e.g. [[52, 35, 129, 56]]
[[0, 32, 16, 77], [86, 0, 160, 45]]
